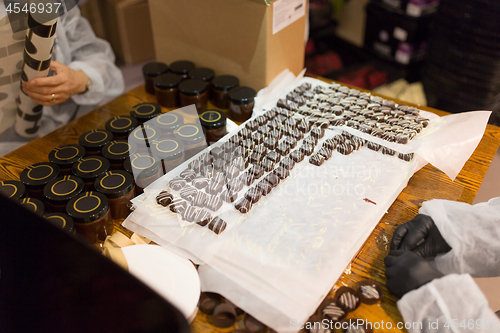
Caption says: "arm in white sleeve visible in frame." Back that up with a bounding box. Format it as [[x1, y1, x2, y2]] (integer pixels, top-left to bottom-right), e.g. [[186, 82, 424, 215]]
[[420, 197, 500, 277], [397, 274, 500, 333], [60, 6, 124, 105]]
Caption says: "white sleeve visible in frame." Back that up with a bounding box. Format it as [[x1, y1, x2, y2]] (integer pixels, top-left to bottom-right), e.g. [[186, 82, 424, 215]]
[[61, 6, 124, 105], [420, 197, 500, 277], [397, 274, 500, 333]]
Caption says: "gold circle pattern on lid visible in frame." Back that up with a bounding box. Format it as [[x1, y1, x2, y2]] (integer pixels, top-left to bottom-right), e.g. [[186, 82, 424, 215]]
[[73, 192, 102, 214], [133, 125, 157, 140], [99, 171, 126, 190], [130, 154, 155, 170], [106, 141, 131, 156], [154, 139, 179, 153], [49, 215, 67, 229], [21, 198, 37, 211], [85, 129, 110, 144], [76, 158, 103, 173], [174, 124, 199, 138], [53, 146, 79, 160], [109, 116, 133, 129], [26, 164, 54, 181], [200, 110, 221, 123], [157, 112, 179, 125], [51, 175, 79, 196], [132, 103, 157, 116], [0, 181, 17, 197]]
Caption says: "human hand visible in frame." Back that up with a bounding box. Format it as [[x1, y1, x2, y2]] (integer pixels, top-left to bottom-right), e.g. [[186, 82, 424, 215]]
[[390, 214, 451, 258], [22, 61, 88, 106], [385, 250, 444, 298]]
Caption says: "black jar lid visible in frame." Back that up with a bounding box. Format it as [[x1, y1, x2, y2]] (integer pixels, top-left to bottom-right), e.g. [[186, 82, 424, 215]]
[[188, 67, 215, 82], [129, 124, 161, 147], [228, 86, 257, 105], [153, 112, 184, 132], [105, 116, 138, 137], [45, 212, 75, 234], [20, 197, 45, 216], [151, 138, 185, 161], [72, 156, 111, 183], [78, 129, 113, 152], [199, 110, 227, 130], [142, 62, 169, 77], [130, 103, 162, 122], [178, 79, 207, 96], [0, 180, 25, 201], [94, 170, 135, 199], [66, 191, 109, 224], [154, 73, 182, 90], [169, 60, 195, 75], [174, 124, 205, 145], [48, 144, 86, 168], [43, 175, 85, 205], [20, 162, 60, 190], [212, 75, 239, 92], [101, 140, 136, 164], [126, 153, 161, 179]]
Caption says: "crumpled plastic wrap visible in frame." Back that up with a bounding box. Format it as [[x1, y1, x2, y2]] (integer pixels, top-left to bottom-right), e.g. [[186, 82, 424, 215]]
[[123, 77, 491, 332]]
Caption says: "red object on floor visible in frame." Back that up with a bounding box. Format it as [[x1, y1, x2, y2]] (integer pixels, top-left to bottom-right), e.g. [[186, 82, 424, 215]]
[[337, 66, 388, 90]]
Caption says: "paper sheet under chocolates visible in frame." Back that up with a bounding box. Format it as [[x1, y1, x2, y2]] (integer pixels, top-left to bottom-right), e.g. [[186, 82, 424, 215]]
[[123, 77, 490, 332]]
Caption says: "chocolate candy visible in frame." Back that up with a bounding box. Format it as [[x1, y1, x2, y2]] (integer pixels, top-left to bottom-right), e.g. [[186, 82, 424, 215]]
[[207, 180, 223, 195], [212, 303, 237, 328], [222, 141, 237, 153], [189, 159, 202, 173], [350, 137, 365, 150], [323, 138, 337, 150], [266, 151, 281, 163], [240, 138, 255, 150], [244, 314, 267, 333], [209, 216, 227, 234], [273, 166, 289, 180], [290, 150, 305, 163], [179, 185, 198, 202], [245, 120, 259, 131], [198, 292, 222, 315], [357, 279, 382, 305], [311, 126, 325, 139], [201, 165, 214, 178], [225, 165, 240, 180], [169, 176, 187, 191], [303, 136, 318, 147], [280, 156, 295, 170], [220, 189, 238, 203], [309, 154, 325, 166], [300, 144, 315, 156], [253, 144, 268, 156], [283, 136, 297, 149], [260, 158, 275, 172], [192, 176, 209, 189], [235, 198, 252, 214], [210, 146, 224, 159], [195, 209, 212, 226], [257, 180, 273, 196], [335, 287, 360, 312], [263, 173, 280, 188], [248, 165, 264, 179], [240, 172, 255, 186], [180, 168, 197, 181], [269, 129, 283, 140], [193, 191, 208, 207], [170, 198, 188, 213], [156, 190, 173, 207], [275, 143, 290, 156], [251, 132, 265, 145], [258, 125, 272, 136], [288, 128, 304, 140], [182, 205, 199, 222], [331, 118, 345, 126], [381, 146, 395, 156], [213, 158, 226, 171], [317, 148, 332, 160], [366, 142, 381, 151], [249, 152, 263, 165], [398, 152, 414, 162], [245, 187, 262, 203], [229, 135, 242, 145], [227, 178, 244, 192], [232, 156, 248, 171], [212, 171, 227, 185], [337, 142, 354, 155], [263, 137, 278, 149], [395, 133, 409, 144], [206, 195, 223, 211], [322, 301, 345, 322]]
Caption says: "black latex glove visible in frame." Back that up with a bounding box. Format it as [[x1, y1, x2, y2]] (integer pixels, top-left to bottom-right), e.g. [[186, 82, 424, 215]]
[[385, 250, 444, 298], [390, 214, 451, 258]]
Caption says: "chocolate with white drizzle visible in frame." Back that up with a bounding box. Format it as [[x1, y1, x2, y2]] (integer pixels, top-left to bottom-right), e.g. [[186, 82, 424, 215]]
[[334, 287, 360, 312]]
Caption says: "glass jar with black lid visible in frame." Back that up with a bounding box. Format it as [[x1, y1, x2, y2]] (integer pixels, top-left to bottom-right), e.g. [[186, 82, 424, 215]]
[[101, 140, 136, 170], [48, 144, 86, 174], [228, 86, 257, 122], [153, 111, 184, 137], [45, 212, 75, 234], [95, 170, 135, 220], [125, 153, 161, 195], [20, 162, 60, 200], [66, 191, 111, 244], [211, 75, 239, 108], [169, 60, 195, 79], [199, 110, 227, 145], [129, 124, 161, 152], [151, 138, 185, 174], [20, 197, 45, 216], [0, 180, 25, 201], [174, 124, 206, 159], [142, 62, 169, 94], [188, 67, 215, 83], [178, 79, 208, 114], [72, 156, 111, 191], [78, 129, 113, 156], [43, 175, 85, 213], [130, 102, 162, 125], [154, 73, 182, 108], [105, 115, 138, 140]]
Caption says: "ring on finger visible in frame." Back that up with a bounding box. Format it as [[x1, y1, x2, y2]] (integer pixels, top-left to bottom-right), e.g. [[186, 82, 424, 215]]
[[51, 93, 56, 104]]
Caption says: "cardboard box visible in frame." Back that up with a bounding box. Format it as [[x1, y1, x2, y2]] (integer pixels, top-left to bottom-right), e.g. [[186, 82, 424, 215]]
[[99, 0, 155, 64], [79, 0, 107, 40], [147, 0, 307, 90]]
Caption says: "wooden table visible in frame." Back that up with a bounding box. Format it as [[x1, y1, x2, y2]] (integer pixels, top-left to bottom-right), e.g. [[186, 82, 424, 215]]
[[1, 80, 499, 332]]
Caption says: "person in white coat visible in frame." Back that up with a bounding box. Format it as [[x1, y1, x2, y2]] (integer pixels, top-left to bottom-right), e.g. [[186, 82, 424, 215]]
[[386, 197, 500, 332], [0, 1, 124, 156]]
